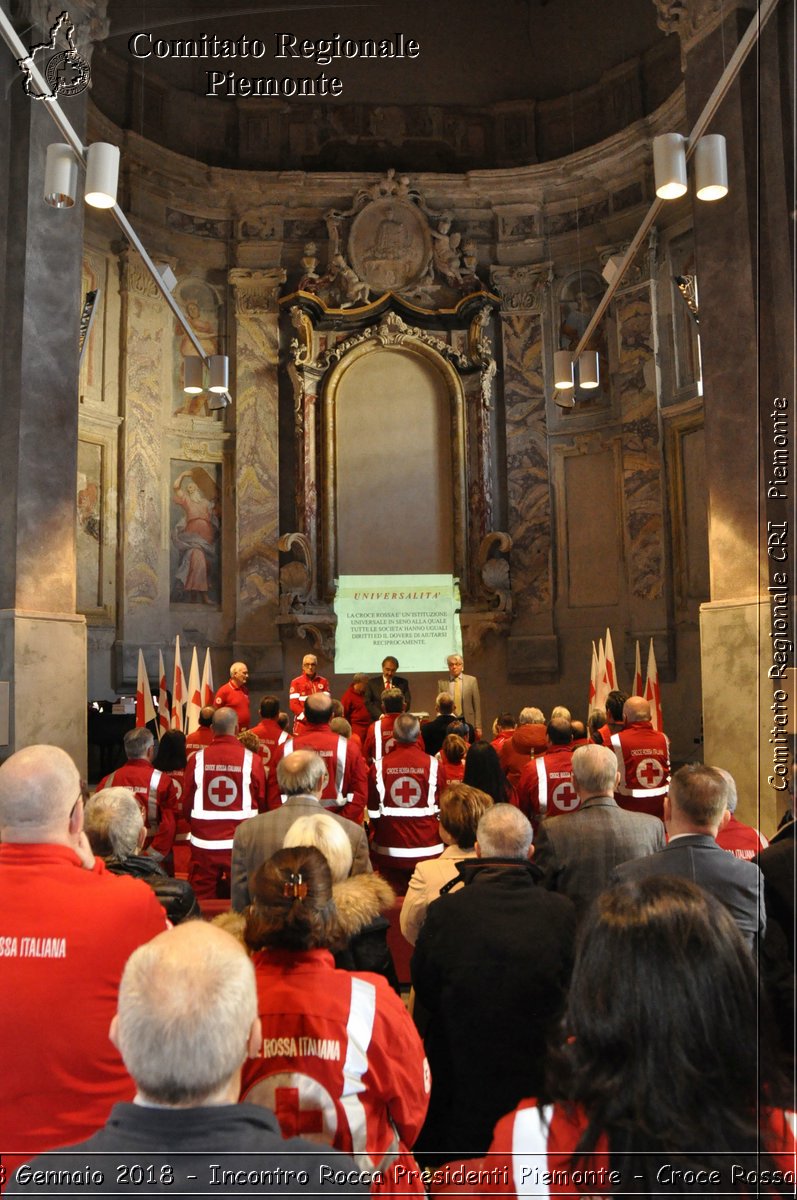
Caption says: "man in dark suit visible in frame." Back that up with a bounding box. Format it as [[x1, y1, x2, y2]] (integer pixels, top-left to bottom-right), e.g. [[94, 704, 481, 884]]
[[230, 749, 371, 911], [363, 655, 411, 720], [533, 743, 664, 916], [612, 763, 766, 949]]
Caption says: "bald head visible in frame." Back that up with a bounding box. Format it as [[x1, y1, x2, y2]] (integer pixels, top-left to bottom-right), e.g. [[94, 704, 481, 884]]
[[623, 696, 651, 724], [276, 749, 326, 796], [114, 921, 258, 1106], [305, 692, 333, 725], [212, 706, 238, 736], [0, 745, 80, 842]]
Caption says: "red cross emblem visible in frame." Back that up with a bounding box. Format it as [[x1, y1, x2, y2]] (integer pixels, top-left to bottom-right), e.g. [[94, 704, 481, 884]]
[[636, 757, 665, 787], [261, 744, 272, 764], [551, 781, 578, 813], [206, 774, 238, 807], [274, 1086, 324, 1137], [242, 1072, 336, 1145], [390, 776, 422, 807]]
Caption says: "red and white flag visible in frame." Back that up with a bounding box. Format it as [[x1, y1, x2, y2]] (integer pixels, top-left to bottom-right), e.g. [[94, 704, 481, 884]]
[[157, 650, 170, 740], [171, 637, 186, 731], [603, 627, 617, 694], [135, 649, 156, 729], [595, 638, 608, 711], [644, 638, 663, 731], [588, 641, 599, 715], [633, 640, 643, 696], [200, 648, 215, 707], [186, 646, 202, 735]]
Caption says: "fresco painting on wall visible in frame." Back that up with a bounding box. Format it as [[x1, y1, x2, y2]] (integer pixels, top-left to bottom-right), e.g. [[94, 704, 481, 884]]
[[172, 279, 220, 417], [558, 270, 610, 407], [170, 461, 221, 606], [77, 440, 102, 612]]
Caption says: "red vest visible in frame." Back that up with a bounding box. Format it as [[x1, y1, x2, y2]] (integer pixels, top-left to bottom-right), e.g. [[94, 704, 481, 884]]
[[517, 746, 579, 825], [611, 722, 670, 818], [183, 735, 266, 851], [368, 743, 442, 869], [279, 725, 367, 824]]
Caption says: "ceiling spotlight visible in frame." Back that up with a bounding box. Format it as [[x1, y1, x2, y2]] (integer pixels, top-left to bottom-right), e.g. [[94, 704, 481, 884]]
[[208, 355, 229, 394], [44, 143, 78, 208], [653, 133, 687, 200], [85, 142, 120, 208], [694, 134, 728, 201], [553, 350, 574, 390], [578, 351, 600, 389], [183, 356, 204, 394]]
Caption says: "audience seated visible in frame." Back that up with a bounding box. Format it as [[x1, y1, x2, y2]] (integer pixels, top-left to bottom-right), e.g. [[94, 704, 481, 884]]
[[497, 707, 546, 787], [401, 785, 493, 947], [84, 787, 199, 923], [240, 846, 430, 1194], [431, 877, 795, 1197], [282, 812, 399, 990]]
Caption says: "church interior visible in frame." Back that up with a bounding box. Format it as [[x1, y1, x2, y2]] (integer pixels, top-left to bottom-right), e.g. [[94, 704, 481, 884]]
[[0, 0, 794, 836]]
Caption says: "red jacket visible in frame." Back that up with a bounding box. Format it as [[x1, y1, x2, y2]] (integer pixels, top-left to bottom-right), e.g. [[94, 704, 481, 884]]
[[183, 734, 267, 852], [185, 726, 214, 755], [716, 814, 769, 860], [241, 947, 429, 1195], [213, 680, 251, 729], [368, 743, 442, 872], [517, 746, 579, 827], [610, 722, 670, 818], [97, 758, 178, 862], [363, 714, 426, 764], [341, 685, 372, 742], [278, 725, 367, 824], [498, 724, 547, 787], [0, 843, 167, 1167], [288, 674, 330, 724]]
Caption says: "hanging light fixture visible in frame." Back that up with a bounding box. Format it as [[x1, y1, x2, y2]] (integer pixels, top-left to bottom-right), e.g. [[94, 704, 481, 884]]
[[208, 355, 229, 393], [183, 356, 204, 394], [208, 392, 230, 411], [44, 143, 78, 208], [652, 133, 687, 199], [84, 142, 120, 208], [694, 134, 728, 201], [553, 350, 574, 390], [578, 350, 600, 389]]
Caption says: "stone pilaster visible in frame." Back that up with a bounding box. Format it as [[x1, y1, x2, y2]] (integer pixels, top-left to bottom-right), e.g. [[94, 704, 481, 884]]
[[229, 268, 286, 673]]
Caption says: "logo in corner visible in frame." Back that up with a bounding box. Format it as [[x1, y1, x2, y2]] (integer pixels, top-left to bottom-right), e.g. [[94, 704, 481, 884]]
[[18, 10, 91, 101]]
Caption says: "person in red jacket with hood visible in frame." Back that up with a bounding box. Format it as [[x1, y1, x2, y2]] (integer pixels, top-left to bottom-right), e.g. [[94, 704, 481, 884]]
[[497, 707, 547, 788]]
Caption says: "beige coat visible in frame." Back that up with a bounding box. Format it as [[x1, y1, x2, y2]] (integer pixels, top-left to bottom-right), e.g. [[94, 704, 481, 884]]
[[400, 843, 477, 946]]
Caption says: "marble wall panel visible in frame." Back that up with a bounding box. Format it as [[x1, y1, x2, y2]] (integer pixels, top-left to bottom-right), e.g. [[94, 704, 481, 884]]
[[500, 312, 552, 611]]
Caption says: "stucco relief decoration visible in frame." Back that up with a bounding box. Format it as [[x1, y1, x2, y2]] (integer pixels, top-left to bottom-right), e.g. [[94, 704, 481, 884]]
[[479, 532, 513, 614], [490, 264, 553, 313], [277, 532, 314, 611], [316, 310, 470, 372], [653, 0, 725, 56]]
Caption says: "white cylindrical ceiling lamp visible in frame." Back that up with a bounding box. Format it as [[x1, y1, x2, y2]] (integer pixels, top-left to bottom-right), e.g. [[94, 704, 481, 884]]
[[694, 134, 728, 201], [44, 143, 78, 208], [208, 354, 229, 393], [84, 142, 120, 208], [577, 350, 600, 389], [653, 133, 687, 199], [183, 356, 204, 394], [553, 350, 574, 390]]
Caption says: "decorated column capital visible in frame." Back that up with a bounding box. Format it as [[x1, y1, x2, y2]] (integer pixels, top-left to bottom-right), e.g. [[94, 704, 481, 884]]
[[490, 263, 553, 314], [652, 0, 755, 55], [229, 268, 286, 315]]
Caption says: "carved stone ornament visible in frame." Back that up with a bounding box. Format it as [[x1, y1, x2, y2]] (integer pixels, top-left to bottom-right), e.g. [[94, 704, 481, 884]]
[[119, 251, 160, 299], [180, 441, 219, 462], [468, 306, 498, 409], [490, 264, 553, 313], [348, 199, 432, 293], [316, 310, 470, 372], [652, 0, 731, 52], [277, 532, 314, 610], [289, 306, 314, 366], [478, 531, 513, 613], [12, 0, 110, 61], [229, 268, 286, 315]]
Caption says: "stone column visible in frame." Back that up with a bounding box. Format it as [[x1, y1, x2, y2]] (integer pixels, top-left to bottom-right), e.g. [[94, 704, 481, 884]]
[[654, 0, 795, 830], [228, 268, 286, 680], [0, 1, 108, 772], [490, 264, 559, 680]]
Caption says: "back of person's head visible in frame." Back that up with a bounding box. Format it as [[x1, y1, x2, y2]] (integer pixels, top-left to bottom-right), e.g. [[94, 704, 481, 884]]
[[0, 744, 80, 841], [462, 740, 511, 804], [439, 784, 493, 849], [436, 692, 455, 716], [381, 687, 405, 714], [152, 729, 186, 772], [570, 719, 587, 741], [572, 744, 618, 796], [258, 695, 280, 720], [714, 767, 738, 814], [352, 672, 369, 687], [441, 733, 468, 765], [393, 713, 420, 744], [669, 763, 728, 829], [494, 711, 516, 733], [558, 876, 784, 1175], [245, 846, 339, 952], [605, 690, 628, 722], [304, 693, 333, 725], [330, 698, 344, 720], [587, 709, 606, 740], [283, 812, 353, 884], [276, 749, 326, 797], [329, 716, 352, 739], [550, 705, 571, 722], [476, 803, 532, 859], [277, 711, 289, 730], [124, 726, 154, 760], [547, 718, 573, 747], [237, 729, 261, 753], [518, 706, 545, 726], [84, 787, 143, 859], [212, 706, 238, 736], [198, 705, 215, 728], [623, 695, 651, 724], [114, 922, 257, 1106]]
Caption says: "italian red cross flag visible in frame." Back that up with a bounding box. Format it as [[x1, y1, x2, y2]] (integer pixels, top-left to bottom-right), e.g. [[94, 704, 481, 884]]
[[588, 641, 599, 715], [633, 640, 643, 697], [644, 638, 663, 731], [135, 649, 157, 729], [603, 627, 617, 694], [186, 646, 202, 735], [200, 648, 215, 707], [157, 650, 170, 740], [171, 637, 186, 731]]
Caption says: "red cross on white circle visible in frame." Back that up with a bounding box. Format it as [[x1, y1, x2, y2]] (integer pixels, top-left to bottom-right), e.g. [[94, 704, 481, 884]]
[[390, 776, 422, 807], [261, 744, 272, 764], [243, 1072, 337, 1145], [551, 781, 578, 812], [636, 757, 665, 787], [206, 774, 238, 807]]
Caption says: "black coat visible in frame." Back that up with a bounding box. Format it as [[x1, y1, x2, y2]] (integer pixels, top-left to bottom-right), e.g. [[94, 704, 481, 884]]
[[411, 857, 576, 1158]]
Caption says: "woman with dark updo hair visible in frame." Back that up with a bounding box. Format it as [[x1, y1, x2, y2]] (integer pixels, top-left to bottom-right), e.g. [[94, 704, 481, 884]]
[[240, 846, 430, 1196], [431, 876, 795, 1197]]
